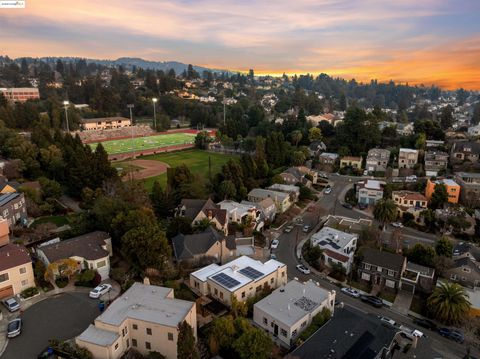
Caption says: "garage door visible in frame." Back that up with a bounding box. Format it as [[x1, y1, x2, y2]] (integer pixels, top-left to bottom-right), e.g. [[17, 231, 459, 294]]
[[0, 285, 14, 299]]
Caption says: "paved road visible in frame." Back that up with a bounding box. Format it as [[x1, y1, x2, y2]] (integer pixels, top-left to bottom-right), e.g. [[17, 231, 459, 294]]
[[2, 292, 100, 359], [272, 175, 477, 359]]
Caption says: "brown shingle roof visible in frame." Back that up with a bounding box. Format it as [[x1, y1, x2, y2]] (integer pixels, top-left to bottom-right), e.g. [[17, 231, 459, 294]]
[[324, 249, 349, 263], [39, 231, 110, 263], [0, 243, 31, 271]]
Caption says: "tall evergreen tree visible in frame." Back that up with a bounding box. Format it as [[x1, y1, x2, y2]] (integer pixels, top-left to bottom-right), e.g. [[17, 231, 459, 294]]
[[177, 321, 199, 359]]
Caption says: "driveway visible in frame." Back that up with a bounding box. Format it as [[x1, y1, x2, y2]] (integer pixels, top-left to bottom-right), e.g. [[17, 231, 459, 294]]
[[2, 292, 100, 359]]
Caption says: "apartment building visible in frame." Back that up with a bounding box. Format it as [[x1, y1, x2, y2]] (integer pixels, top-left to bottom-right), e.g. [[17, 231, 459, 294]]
[[424, 151, 449, 177], [340, 156, 363, 169], [311, 227, 357, 274], [80, 117, 131, 131], [398, 148, 419, 169], [0, 87, 40, 102], [76, 283, 196, 359], [455, 172, 480, 207], [425, 178, 460, 204], [189, 256, 287, 307], [253, 280, 335, 347], [0, 192, 27, 227], [366, 148, 390, 173]]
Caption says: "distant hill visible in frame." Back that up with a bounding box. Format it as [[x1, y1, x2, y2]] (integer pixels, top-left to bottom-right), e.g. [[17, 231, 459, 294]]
[[39, 56, 231, 75]]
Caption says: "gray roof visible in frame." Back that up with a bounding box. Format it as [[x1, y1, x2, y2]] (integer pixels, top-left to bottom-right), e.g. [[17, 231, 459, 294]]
[[406, 262, 434, 277], [452, 141, 480, 154], [248, 188, 289, 201], [38, 231, 110, 262], [96, 282, 194, 327], [77, 325, 119, 346], [80, 116, 130, 124], [361, 248, 405, 272], [254, 280, 331, 327], [0, 192, 21, 207], [291, 306, 397, 359], [172, 227, 234, 261]]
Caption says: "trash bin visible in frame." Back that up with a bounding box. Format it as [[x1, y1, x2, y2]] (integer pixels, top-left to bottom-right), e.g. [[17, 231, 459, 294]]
[[98, 301, 105, 312]]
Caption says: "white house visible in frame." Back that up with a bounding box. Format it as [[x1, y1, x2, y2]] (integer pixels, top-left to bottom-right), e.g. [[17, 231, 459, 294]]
[[247, 188, 292, 213], [36, 231, 112, 280], [356, 179, 385, 205], [311, 227, 357, 274], [253, 280, 335, 347]]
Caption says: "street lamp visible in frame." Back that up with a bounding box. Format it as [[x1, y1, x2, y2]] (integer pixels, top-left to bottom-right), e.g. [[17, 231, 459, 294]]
[[152, 98, 158, 131], [127, 104, 135, 159], [63, 100, 70, 132]]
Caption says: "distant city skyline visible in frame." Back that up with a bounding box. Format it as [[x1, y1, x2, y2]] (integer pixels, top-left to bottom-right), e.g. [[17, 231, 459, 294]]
[[1, 0, 479, 90]]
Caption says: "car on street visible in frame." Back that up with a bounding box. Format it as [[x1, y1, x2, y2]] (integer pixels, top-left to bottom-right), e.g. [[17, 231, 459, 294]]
[[324, 187, 332, 195], [319, 172, 329, 179], [360, 295, 383, 308], [379, 316, 396, 327], [296, 264, 311, 274], [284, 225, 294, 233], [3, 297, 20, 312], [302, 225, 311, 233], [7, 318, 22, 338], [405, 175, 417, 183], [413, 318, 437, 331], [270, 253, 277, 260], [270, 239, 279, 249], [357, 203, 367, 210], [438, 328, 464, 343], [342, 203, 353, 209], [340, 287, 360, 298], [391, 222, 404, 228], [89, 284, 112, 299]]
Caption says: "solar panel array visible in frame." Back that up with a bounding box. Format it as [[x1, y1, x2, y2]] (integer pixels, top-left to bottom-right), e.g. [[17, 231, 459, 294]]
[[239, 266, 264, 280], [211, 272, 241, 289]]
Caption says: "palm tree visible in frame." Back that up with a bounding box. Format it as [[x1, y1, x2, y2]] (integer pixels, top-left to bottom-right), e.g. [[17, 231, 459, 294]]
[[373, 198, 397, 230], [291, 130, 303, 147], [427, 282, 471, 324]]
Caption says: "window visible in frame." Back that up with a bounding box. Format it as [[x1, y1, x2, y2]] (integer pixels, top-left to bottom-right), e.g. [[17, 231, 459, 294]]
[[376, 266, 382, 272], [21, 280, 28, 286], [133, 324, 138, 330], [292, 329, 298, 337], [385, 279, 395, 288], [0, 273, 9, 283], [122, 328, 125, 337], [114, 343, 119, 350], [270, 278, 274, 284], [126, 339, 130, 348], [387, 270, 395, 277], [450, 274, 457, 280], [132, 339, 137, 347], [194, 281, 199, 289], [168, 332, 174, 341], [281, 271, 285, 277], [19, 267, 26, 274], [241, 291, 245, 298], [145, 342, 151, 350], [361, 272, 371, 281], [462, 267, 471, 273], [125, 326, 128, 335], [364, 264, 371, 270], [146, 328, 152, 335], [214, 288, 218, 295], [263, 317, 268, 325], [97, 260, 106, 268], [301, 321, 307, 328], [280, 328, 288, 337]]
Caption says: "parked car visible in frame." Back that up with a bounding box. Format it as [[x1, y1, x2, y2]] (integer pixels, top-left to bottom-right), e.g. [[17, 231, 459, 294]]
[[89, 284, 112, 299], [438, 328, 464, 343], [324, 187, 332, 195], [284, 225, 294, 233], [342, 203, 353, 209], [379, 316, 396, 327], [3, 297, 20, 312], [405, 175, 418, 183], [7, 318, 22, 338], [296, 264, 311, 275], [357, 203, 368, 210], [302, 225, 311, 233], [360, 295, 383, 308], [270, 239, 279, 249], [270, 253, 277, 260], [413, 318, 437, 331], [38, 347, 56, 359], [341, 287, 360, 298], [391, 222, 404, 228], [319, 172, 329, 179]]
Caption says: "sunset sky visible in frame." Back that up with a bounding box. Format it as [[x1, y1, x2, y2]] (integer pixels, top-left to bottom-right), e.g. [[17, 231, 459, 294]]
[[1, 0, 479, 89]]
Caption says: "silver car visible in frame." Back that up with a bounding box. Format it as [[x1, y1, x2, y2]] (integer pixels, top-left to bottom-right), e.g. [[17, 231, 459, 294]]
[[7, 318, 22, 338], [3, 297, 20, 312]]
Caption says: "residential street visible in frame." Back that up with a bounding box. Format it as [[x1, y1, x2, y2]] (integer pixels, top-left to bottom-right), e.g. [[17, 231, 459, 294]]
[[272, 174, 478, 359]]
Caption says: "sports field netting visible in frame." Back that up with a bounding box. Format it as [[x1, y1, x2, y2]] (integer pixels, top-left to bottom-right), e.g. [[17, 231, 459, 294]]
[[89, 132, 196, 155]]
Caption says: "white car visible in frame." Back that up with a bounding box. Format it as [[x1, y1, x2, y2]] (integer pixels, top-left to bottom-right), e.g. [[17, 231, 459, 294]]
[[296, 264, 311, 274], [379, 316, 396, 327], [391, 222, 404, 228], [341, 287, 361, 298], [3, 297, 20, 312], [270, 239, 279, 249], [324, 187, 332, 195], [89, 284, 112, 299]]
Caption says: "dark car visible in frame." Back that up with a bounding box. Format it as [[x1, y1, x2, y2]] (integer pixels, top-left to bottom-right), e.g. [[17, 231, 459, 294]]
[[360, 295, 383, 308], [7, 318, 22, 338], [342, 203, 353, 209], [438, 328, 464, 343], [358, 203, 368, 210], [413, 318, 437, 331]]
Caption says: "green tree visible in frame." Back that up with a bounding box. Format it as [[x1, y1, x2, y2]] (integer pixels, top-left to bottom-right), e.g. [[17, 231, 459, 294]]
[[407, 243, 435, 267], [208, 315, 236, 355], [435, 237, 453, 258], [308, 127, 322, 142], [415, 133, 426, 150], [429, 184, 448, 210], [420, 208, 436, 231], [427, 282, 471, 324], [290, 130, 303, 147], [233, 326, 272, 359], [39, 177, 63, 199], [447, 215, 471, 234], [373, 198, 397, 230], [177, 321, 199, 359], [194, 131, 211, 150], [292, 151, 306, 166], [150, 181, 173, 218], [219, 180, 237, 200], [472, 103, 480, 126], [440, 105, 454, 130]]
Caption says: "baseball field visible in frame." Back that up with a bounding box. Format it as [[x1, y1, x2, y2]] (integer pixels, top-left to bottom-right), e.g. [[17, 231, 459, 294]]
[[89, 132, 196, 155]]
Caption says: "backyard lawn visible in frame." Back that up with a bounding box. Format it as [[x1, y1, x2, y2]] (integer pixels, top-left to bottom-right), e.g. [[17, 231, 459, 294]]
[[31, 214, 76, 228], [140, 150, 236, 190]]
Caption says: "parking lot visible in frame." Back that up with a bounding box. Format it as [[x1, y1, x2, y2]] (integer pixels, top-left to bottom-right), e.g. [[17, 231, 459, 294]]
[[2, 292, 100, 359]]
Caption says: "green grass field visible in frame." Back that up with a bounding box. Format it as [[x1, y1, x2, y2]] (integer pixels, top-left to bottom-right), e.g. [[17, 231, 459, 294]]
[[138, 150, 236, 190], [89, 133, 196, 155]]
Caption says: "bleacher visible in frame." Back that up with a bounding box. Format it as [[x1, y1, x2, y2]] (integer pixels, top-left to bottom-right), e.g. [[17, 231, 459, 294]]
[[75, 125, 155, 143]]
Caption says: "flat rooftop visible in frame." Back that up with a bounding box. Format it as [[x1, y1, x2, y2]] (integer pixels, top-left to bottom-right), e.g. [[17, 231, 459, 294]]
[[311, 227, 357, 251], [254, 280, 332, 327], [77, 325, 119, 346], [96, 282, 194, 327]]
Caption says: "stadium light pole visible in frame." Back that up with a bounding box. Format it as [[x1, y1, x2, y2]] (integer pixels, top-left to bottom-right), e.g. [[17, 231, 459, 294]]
[[63, 100, 70, 132], [127, 104, 135, 159], [152, 98, 158, 131]]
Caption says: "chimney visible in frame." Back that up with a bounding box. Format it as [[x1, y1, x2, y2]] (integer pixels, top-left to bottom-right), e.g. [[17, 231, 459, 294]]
[[143, 277, 151, 286]]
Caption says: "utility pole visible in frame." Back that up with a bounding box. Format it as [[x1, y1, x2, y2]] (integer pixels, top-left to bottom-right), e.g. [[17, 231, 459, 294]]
[[63, 100, 70, 132], [223, 97, 226, 126], [127, 104, 135, 159], [152, 97, 158, 131]]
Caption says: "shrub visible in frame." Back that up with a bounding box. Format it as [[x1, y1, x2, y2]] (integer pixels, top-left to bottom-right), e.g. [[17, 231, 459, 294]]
[[20, 287, 39, 298], [55, 276, 69, 288], [75, 269, 100, 287], [298, 308, 331, 342]]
